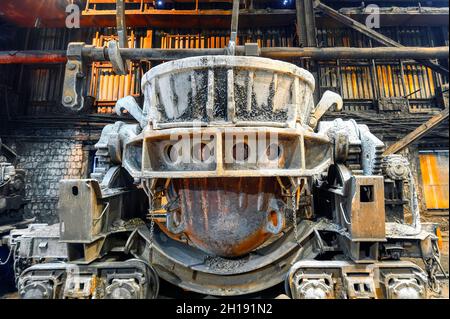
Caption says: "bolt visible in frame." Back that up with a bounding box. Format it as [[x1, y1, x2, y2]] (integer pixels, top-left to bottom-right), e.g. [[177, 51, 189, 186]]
[[63, 96, 73, 104]]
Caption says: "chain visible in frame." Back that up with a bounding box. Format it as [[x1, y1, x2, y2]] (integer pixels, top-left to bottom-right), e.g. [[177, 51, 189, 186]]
[[148, 189, 155, 263], [277, 177, 301, 244], [144, 179, 172, 263], [0, 244, 13, 265], [291, 192, 300, 244], [142, 179, 156, 263], [291, 185, 301, 245], [424, 241, 443, 294], [425, 257, 440, 294]]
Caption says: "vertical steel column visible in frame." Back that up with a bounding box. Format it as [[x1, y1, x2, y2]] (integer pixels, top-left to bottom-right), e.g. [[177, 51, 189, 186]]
[[116, 0, 128, 48], [296, 1, 317, 47], [230, 0, 240, 43], [296, 0, 307, 47], [304, 0, 317, 47], [296, 0, 319, 103]]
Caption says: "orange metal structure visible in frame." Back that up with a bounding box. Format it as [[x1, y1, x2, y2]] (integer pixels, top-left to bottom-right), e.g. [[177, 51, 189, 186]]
[[419, 151, 449, 209]]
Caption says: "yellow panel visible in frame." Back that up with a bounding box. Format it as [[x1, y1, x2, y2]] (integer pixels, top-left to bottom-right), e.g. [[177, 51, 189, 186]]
[[419, 152, 449, 209]]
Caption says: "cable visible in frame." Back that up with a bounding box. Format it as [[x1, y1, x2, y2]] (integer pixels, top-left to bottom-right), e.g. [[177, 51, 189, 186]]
[[0, 246, 13, 266], [339, 202, 351, 225]]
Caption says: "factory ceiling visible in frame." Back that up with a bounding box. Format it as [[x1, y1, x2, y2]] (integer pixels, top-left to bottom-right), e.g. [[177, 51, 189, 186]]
[[0, 0, 448, 28]]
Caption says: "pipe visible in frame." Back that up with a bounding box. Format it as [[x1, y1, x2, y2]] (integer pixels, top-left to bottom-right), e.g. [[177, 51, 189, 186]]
[[106, 46, 450, 61], [117, 48, 227, 60], [0, 51, 67, 64], [0, 46, 448, 64], [259, 46, 450, 60], [116, 46, 450, 61]]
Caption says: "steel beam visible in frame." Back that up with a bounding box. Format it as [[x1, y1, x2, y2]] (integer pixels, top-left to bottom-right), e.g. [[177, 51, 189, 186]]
[[304, 0, 317, 47], [230, 0, 240, 41], [383, 107, 450, 155], [296, 0, 307, 47], [116, 0, 128, 49], [1, 46, 448, 64], [314, 0, 449, 76]]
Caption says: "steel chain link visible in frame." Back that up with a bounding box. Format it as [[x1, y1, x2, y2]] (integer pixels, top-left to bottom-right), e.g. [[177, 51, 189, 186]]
[[291, 187, 300, 244], [148, 190, 155, 248]]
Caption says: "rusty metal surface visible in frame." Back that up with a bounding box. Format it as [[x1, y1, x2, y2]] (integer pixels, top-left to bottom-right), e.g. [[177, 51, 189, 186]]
[[0, 51, 67, 65], [419, 151, 449, 210], [58, 179, 103, 243], [6, 43, 445, 297], [140, 219, 321, 295], [350, 176, 386, 241], [166, 177, 284, 256]]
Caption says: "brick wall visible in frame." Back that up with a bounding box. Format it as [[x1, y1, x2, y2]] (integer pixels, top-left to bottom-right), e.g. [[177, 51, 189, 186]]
[[1, 127, 100, 224]]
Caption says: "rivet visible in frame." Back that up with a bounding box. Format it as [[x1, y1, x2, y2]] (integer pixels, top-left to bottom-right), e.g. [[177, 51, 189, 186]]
[[63, 96, 73, 104]]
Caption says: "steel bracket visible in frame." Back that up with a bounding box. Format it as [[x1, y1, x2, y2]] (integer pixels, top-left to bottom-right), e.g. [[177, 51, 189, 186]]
[[62, 42, 92, 111], [108, 40, 128, 75], [244, 43, 260, 56]]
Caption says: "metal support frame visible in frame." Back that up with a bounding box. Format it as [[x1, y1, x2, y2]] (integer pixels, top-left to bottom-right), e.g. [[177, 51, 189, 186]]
[[314, 0, 449, 76], [383, 107, 450, 155], [61, 43, 91, 111], [56, 42, 448, 111]]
